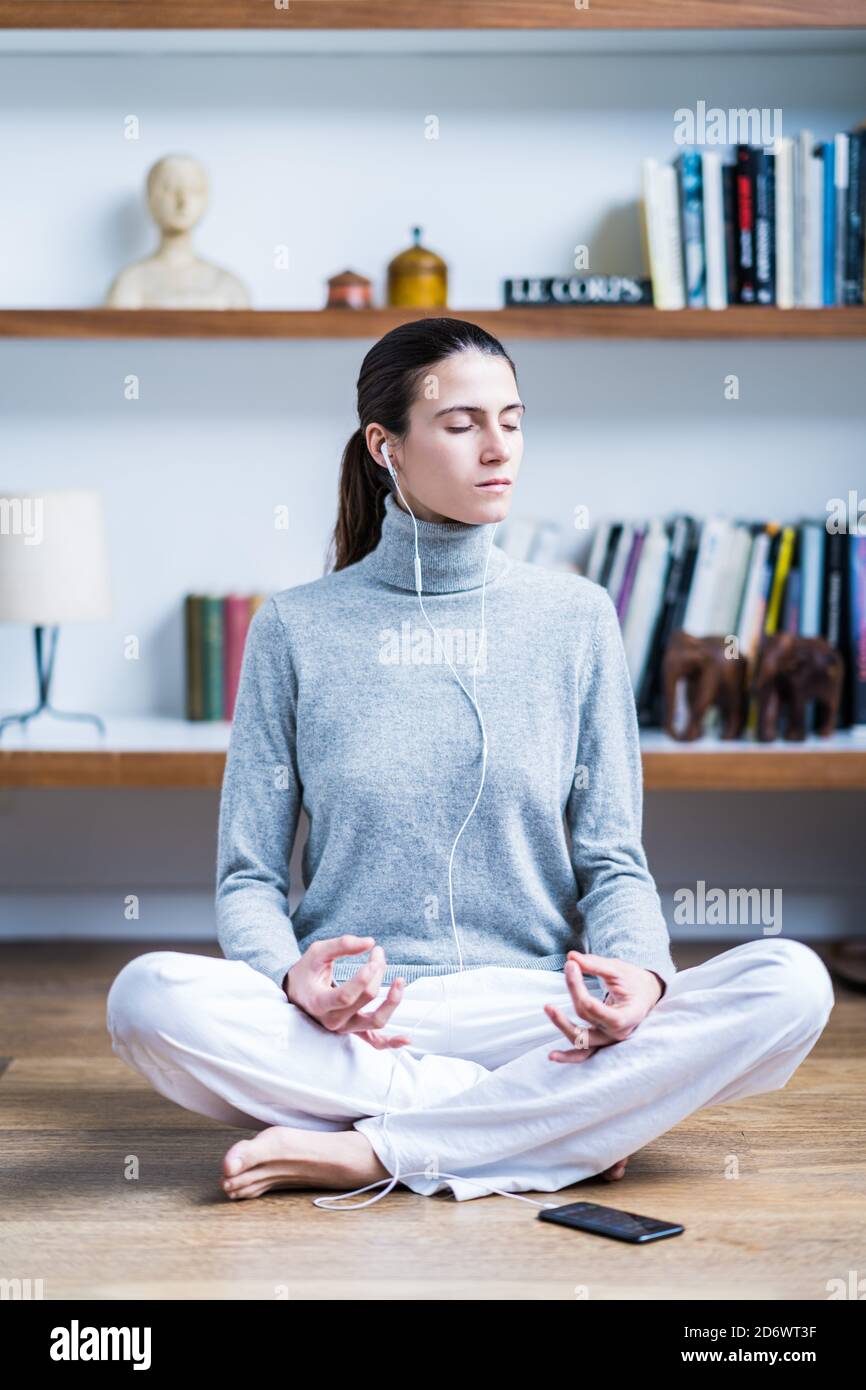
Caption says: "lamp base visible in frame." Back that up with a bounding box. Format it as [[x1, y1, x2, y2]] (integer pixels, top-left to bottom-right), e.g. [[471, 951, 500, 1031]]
[[0, 625, 106, 741]]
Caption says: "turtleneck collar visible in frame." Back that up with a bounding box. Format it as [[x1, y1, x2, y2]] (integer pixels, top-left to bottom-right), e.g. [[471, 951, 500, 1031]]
[[359, 491, 512, 594]]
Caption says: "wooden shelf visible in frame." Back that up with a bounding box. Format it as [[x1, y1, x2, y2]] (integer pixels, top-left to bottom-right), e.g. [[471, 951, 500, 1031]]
[[2, 720, 865, 789], [1, 2, 864, 32], [3, 307, 866, 341]]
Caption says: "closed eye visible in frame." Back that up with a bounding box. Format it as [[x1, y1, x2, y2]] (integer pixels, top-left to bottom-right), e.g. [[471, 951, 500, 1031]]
[[446, 423, 522, 433]]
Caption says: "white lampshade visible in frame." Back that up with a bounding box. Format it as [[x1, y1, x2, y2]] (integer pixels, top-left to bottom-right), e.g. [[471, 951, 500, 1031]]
[[0, 488, 112, 624]]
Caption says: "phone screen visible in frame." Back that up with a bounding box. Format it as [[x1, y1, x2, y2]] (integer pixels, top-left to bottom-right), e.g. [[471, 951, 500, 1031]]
[[538, 1200, 683, 1243]]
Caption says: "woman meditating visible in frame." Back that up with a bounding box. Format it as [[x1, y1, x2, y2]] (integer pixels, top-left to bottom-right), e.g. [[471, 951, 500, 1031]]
[[106, 317, 834, 1206]]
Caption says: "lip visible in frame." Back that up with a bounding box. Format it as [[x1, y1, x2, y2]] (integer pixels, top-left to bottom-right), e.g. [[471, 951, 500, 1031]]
[[475, 478, 512, 490]]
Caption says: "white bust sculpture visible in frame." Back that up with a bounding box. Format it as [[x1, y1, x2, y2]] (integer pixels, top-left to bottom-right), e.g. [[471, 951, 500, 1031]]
[[106, 153, 249, 308]]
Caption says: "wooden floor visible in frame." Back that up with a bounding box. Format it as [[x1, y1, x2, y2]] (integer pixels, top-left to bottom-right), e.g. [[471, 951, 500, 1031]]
[[2, 939, 863, 1301]]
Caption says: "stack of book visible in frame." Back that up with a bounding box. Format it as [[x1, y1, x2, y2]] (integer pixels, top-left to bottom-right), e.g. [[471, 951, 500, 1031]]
[[585, 517, 866, 734], [185, 592, 271, 721], [641, 123, 866, 308]]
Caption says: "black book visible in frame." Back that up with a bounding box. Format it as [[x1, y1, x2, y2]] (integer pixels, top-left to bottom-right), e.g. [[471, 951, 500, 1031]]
[[843, 129, 866, 304], [735, 145, 757, 304], [755, 148, 776, 305], [821, 529, 852, 728], [638, 516, 699, 728], [722, 162, 739, 306], [597, 523, 622, 591]]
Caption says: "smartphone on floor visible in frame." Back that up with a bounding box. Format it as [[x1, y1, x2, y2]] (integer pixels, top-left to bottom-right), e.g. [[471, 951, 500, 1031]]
[[538, 1200, 683, 1243]]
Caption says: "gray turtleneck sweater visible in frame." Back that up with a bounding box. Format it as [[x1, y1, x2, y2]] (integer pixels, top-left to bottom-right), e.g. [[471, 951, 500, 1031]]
[[215, 491, 677, 992]]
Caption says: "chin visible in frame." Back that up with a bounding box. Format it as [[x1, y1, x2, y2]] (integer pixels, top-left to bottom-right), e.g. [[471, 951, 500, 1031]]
[[469, 488, 513, 523]]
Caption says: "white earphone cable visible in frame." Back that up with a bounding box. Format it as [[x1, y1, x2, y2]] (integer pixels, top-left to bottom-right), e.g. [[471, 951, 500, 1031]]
[[314, 453, 558, 1211]]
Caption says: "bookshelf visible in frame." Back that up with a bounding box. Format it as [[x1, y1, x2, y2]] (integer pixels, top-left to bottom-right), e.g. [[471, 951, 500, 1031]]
[[0, 2, 864, 31], [0, 6, 864, 804], [2, 307, 866, 340], [1, 720, 864, 789]]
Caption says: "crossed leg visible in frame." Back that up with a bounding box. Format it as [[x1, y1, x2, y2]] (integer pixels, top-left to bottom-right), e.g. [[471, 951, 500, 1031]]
[[353, 939, 835, 1201], [106, 939, 833, 1203]]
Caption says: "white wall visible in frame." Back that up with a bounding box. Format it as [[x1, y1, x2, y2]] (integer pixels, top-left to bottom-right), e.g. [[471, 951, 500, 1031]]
[[1, 39, 864, 946]]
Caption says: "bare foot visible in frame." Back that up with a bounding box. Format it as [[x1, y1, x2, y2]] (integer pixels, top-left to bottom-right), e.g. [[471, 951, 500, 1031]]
[[222, 1126, 389, 1201], [601, 1157, 629, 1181]]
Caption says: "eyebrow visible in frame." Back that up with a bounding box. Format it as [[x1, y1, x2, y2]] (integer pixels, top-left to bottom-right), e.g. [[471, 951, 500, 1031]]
[[433, 401, 526, 418]]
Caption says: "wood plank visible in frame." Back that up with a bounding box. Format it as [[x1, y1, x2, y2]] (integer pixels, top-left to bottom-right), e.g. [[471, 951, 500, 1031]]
[[1, 2, 863, 33], [3, 307, 866, 340], [3, 745, 866, 789]]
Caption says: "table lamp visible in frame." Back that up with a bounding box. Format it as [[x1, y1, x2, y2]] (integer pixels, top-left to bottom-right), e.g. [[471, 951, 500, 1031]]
[[0, 488, 112, 739]]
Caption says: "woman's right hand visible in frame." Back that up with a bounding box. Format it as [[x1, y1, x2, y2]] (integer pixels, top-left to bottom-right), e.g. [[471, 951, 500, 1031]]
[[283, 935, 412, 1049]]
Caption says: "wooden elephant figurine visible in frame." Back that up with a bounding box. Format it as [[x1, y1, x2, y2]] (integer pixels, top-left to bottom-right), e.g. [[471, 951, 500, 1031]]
[[752, 633, 844, 741], [662, 630, 749, 741]]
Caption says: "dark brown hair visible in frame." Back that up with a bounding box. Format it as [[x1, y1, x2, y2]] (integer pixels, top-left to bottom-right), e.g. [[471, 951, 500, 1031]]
[[326, 316, 518, 573]]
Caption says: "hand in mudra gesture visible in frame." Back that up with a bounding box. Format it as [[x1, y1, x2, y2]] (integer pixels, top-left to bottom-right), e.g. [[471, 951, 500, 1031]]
[[545, 949, 665, 1064], [544, 949, 665, 1182], [284, 935, 412, 1050]]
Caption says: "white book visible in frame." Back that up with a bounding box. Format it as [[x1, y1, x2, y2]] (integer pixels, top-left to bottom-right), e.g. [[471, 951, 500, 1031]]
[[806, 146, 824, 308], [622, 519, 671, 692], [641, 158, 666, 308], [657, 163, 687, 309], [709, 524, 753, 636], [796, 130, 814, 306], [774, 136, 795, 308], [702, 151, 728, 309], [834, 133, 850, 306], [642, 158, 686, 309], [736, 529, 772, 662], [683, 517, 731, 637]]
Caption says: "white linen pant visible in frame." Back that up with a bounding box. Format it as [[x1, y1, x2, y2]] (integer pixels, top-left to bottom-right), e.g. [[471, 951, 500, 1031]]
[[106, 938, 834, 1202]]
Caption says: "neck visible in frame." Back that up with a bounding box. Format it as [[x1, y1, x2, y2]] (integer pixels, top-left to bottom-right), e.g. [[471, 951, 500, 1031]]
[[360, 490, 511, 594]]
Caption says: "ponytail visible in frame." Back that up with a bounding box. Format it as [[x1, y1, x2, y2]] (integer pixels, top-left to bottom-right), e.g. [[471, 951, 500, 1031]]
[[327, 427, 389, 572]]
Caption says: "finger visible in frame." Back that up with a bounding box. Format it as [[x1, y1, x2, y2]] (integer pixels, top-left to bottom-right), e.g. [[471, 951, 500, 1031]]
[[562, 960, 622, 1032], [331, 974, 406, 1034], [358, 1030, 413, 1050], [544, 1002, 608, 1048], [312, 934, 376, 964], [339, 976, 406, 1033], [566, 950, 627, 992], [325, 949, 388, 1025], [548, 1046, 597, 1063]]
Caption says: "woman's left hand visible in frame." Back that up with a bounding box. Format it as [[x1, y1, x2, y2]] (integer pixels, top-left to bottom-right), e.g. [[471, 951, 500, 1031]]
[[544, 949, 664, 1064]]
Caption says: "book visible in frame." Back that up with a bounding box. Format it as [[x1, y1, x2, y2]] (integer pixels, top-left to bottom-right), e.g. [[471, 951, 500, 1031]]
[[701, 150, 728, 309], [821, 140, 836, 306], [754, 147, 776, 305], [675, 150, 707, 307], [833, 132, 849, 305], [843, 128, 866, 304], [774, 136, 796, 309], [848, 534, 866, 729]]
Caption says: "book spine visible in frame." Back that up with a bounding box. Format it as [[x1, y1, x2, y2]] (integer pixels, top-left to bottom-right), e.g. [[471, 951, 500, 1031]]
[[849, 534, 866, 727], [843, 130, 865, 305], [822, 141, 836, 306], [676, 150, 707, 307], [755, 148, 776, 304], [223, 594, 253, 723], [702, 151, 728, 309], [201, 596, 225, 721], [735, 145, 757, 304], [185, 594, 204, 722], [834, 133, 849, 306], [774, 137, 795, 309], [722, 162, 739, 305]]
